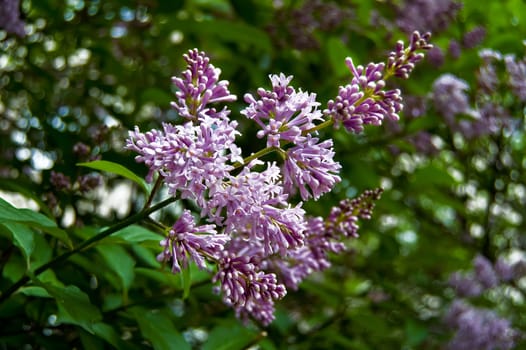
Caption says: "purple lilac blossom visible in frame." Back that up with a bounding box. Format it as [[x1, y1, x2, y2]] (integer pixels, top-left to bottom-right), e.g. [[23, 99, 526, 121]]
[[477, 54, 500, 93], [0, 0, 25, 37], [504, 54, 526, 102], [207, 161, 306, 256], [282, 135, 341, 200], [387, 31, 433, 79], [270, 189, 382, 290], [427, 46, 445, 67], [125, 115, 240, 209], [213, 254, 286, 326], [444, 301, 518, 350], [325, 60, 402, 133], [157, 210, 228, 273], [325, 31, 431, 134], [171, 49, 237, 121], [241, 74, 323, 148]]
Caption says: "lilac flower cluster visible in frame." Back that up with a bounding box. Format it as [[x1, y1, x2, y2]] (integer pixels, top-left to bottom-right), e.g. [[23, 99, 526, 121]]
[[325, 31, 432, 134], [126, 36, 429, 325], [0, 0, 26, 37], [444, 255, 524, 349], [444, 300, 518, 350], [430, 48, 526, 140]]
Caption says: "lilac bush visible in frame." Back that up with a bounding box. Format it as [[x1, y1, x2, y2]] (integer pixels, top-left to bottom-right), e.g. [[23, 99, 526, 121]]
[[125, 33, 431, 325]]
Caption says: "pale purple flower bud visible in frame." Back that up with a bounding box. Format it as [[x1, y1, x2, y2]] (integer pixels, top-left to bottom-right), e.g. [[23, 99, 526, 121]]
[[171, 49, 237, 121], [282, 135, 341, 200], [157, 210, 227, 273], [241, 74, 323, 148], [0, 0, 25, 37], [213, 254, 286, 325]]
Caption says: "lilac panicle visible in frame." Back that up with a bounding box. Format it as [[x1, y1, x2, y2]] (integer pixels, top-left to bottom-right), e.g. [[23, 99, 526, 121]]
[[462, 26, 486, 49], [387, 31, 433, 79], [327, 188, 383, 238], [448, 272, 483, 297], [432, 74, 472, 121], [125, 116, 240, 208], [270, 189, 382, 289], [241, 74, 323, 148], [282, 135, 341, 200], [395, 0, 462, 35], [213, 254, 286, 326], [171, 49, 237, 121], [157, 210, 228, 273], [325, 31, 430, 133]]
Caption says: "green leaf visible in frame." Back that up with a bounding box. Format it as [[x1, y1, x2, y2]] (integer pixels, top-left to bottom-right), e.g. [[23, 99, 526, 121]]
[[96, 244, 136, 292], [39, 282, 102, 333], [77, 160, 149, 193], [18, 286, 51, 298], [0, 197, 72, 248], [107, 225, 162, 244], [0, 223, 35, 268], [131, 307, 191, 350], [92, 322, 132, 350], [203, 321, 261, 350], [326, 37, 352, 78], [167, 19, 272, 52]]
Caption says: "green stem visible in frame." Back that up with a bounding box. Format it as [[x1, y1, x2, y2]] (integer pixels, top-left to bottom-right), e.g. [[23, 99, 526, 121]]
[[0, 196, 177, 305], [233, 146, 280, 170]]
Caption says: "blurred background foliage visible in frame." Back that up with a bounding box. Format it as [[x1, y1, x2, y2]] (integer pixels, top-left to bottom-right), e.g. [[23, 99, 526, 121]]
[[1, 0, 526, 349]]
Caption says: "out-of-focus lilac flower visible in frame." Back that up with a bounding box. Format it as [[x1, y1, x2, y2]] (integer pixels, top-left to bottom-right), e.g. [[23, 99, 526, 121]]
[[78, 174, 101, 193], [396, 0, 462, 35], [241, 74, 323, 148], [448, 40, 462, 59], [408, 132, 440, 155], [477, 59, 500, 93], [432, 74, 472, 122], [327, 188, 383, 238], [157, 210, 227, 273], [444, 301, 518, 350], [448, 272, 483, 297], [462, 26, 486, 49], [73, 142, 91, 160], [282, 135, 341, 200], [427, 46, 445, 67], [495, 257, 515, 282], [171, 49, 237, 121], [504, 54, 526, 102], [267, 0, 353, 51], [473, 255, 499, 289], [387, 31, 433, 79], [213, 254, 286, 325], [50, 171, 72, 191], [0, 0, 25, 37]]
